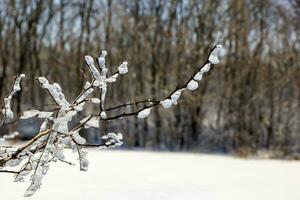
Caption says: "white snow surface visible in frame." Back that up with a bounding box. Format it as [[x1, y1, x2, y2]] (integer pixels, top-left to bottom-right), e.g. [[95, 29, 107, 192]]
[[1, 150, 300, 200]]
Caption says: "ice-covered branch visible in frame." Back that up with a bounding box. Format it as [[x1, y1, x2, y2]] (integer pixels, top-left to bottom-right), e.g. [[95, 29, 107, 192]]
[[100, 45, 225, 120], [1, 74, 25, 120], [0, 44, 225, 197]]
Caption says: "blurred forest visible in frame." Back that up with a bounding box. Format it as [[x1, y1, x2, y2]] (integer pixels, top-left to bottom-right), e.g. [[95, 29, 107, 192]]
[[0, 0, 299, 156]]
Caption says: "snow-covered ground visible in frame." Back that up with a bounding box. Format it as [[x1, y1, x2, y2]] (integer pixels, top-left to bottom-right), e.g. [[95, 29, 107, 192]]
[[1, 150, 300, 200]]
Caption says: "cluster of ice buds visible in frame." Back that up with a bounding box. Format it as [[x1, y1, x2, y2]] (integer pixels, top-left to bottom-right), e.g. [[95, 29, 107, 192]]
[[0, 50, 128, 197], [84, 50, 128, 119], [137, 45, 226, 119]]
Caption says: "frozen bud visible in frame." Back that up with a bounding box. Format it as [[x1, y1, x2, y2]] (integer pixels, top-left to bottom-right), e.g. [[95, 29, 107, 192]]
[[186, 80, 198, 91], [209, 52, 219, 64], [193, 71, 203, 81], [85, 55, 94, 66], [101, 50, 107, 57], [100, 111, 107, 119], [137, 108, 151, 119], [37, 77, 49, 85], [170, 89, 184, 105], [208, 44, 225, 64], [91, 98, 101, 104], [201, 63, 211, 73], [118, 62, 128, 74], [160, 99, 173, 109]]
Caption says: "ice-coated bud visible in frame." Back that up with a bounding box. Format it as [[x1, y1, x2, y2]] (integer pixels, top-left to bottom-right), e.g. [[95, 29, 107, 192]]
[[201, 63, 211, 73], [137, 108, 151, 119], [37, 77, 49, 85], [193, 71, 203, 81], [208, 44, 225, 64], [85, 55, 94, 66], [160, 99, 173, 109], [170, 89, 185, 105], [91, 98, 101, 104], [100, 111, 107, 119], [209, 52, 220, 64], [118, 62, 128, 74], [186, 80, 198, 91], [101, 50, 107, 58]]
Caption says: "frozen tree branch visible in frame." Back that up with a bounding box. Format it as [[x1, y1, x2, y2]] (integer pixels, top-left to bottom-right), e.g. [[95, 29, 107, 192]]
[[0, 44, 225, 197]]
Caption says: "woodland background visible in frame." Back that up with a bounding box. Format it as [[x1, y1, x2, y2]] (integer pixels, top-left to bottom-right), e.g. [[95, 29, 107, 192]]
[[0, 0, 299, 156]]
